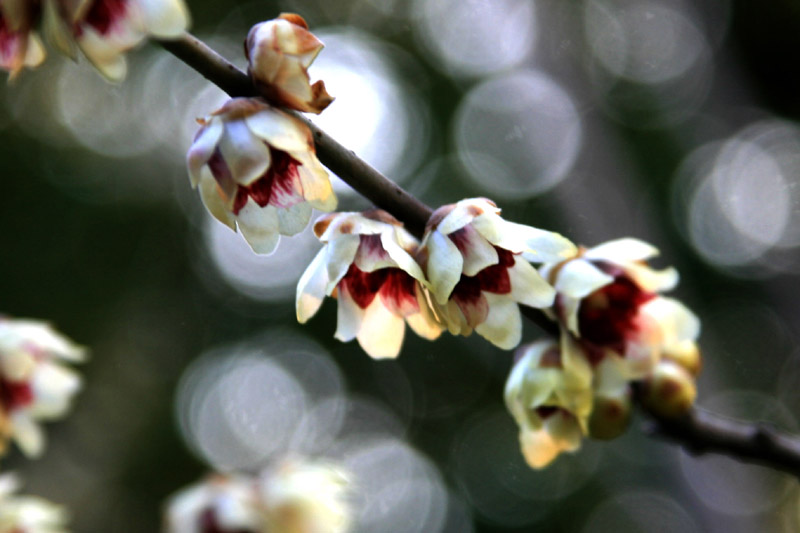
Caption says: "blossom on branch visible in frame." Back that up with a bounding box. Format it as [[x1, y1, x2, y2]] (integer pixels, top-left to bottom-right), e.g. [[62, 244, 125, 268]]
[[188, 97, 336, 255], [246, 13, 333, 114], [296, 210, 441, 359], [419, 198, 576, 350], [0, 0, 45, 78], [165, 474, 263, 533], [0, 318, 85, 458], [0, 473, 69, 532]]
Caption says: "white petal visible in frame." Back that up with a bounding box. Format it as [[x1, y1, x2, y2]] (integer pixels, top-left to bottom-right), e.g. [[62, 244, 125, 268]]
[[474, 293, 521, 350], [334, 290, 364, 343], [324, 234, 360, 293], [640, 297, 700, 345], [0, 350, 35, 381], [218, 120, 271, 186], [356, 298, 406, 359], [426, 230, 463, 304], [593, 355, 629, 397], [405, 286, 443, 340], [277, 202, 312, 236], [187, 118, 224, 187], [436, 203, 478, 235], [29, 363, 81, 418], [236, 201, 280, 254], [10, 412, 44, 458], [381, 230, 424, 281], [554, 258, 614, 299], [138, 0, 189, 37], [584, 238, 659, 262], [245, 108, 311, 153], [626, 263, 678, 293], [457, 227, 499, 277], [199, 175, 236, 230], [296, 248, 329, 323], [559, 328, 593, 390], [294, 152, 336, 212], [474, 213, 577, 262], [508, 257, 556, 308]]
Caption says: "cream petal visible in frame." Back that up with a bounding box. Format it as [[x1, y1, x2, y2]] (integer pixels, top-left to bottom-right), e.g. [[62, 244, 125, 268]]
[[508, 257, 556, 308], [76, 22, 142, 81], [546, 411, 584, 448], [475, 213, 577, 262], [435, 203, 478, 236], [626, 263, 678, 293], [334, 290, 364, 343], [559, 328, 593, 390], [356, 298, 406, 359], [138, 0, 189, 38], [187, 118, 224, 187], [29, 363, 81, 418], [456, 227, 498, 277], [584, 238, 660, 263], [23, 32, 46, 69], [293, 151, 336, 212], [10, 412, 44, 458], [426, 230, 463, 304], [44, 0, 77, 59], [405, 286, 443, 340], [553, 258, 613, 299], [474, 293, 522, 350], [593, 355, 629, 397], [245, 109, 311, 152], [561, 296, 581, 335], [236, 201, 280, 254], [640, 297, 700, 345], [296, 248, 329, 323], [198, 175, 236, 230], [277, 202, 312, 236], [518, 415, 582, 470], [0, 350, 35, 381], [218, 119, 271, 186], [381, 230, 424, 280], [324, 234, 360, 293]]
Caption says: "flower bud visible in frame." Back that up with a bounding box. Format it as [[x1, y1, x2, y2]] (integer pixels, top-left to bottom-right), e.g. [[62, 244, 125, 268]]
[[588, 392, 631, 440], [640, 360, 697, 418], [662, 339, 701, 376]]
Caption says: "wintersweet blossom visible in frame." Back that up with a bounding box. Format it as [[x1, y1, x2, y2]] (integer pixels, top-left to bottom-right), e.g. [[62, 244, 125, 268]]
[[504, 335, 593, 468], [540, 238, 697, 378], [188, 98, 336, 254], [0, 473, 68, 532], [245, 13, 333, 114], [0, 318, 85, 457], [165, 474, 263, 533], [419, 198, 576, 350], [0, 0, 44, 78], [296, 210, 442, 359], [68, 0, 190, 81]]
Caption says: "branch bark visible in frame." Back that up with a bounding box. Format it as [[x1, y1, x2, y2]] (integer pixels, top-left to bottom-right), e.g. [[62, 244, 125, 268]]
[[157, 32, 800, 479]]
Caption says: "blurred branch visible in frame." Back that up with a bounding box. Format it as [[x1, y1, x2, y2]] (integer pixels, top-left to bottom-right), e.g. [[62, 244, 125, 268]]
[[157, 32, 800, 479]]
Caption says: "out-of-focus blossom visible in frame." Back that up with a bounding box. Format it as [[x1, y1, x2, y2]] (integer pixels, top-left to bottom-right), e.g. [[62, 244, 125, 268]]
[[0, 0, 45, 78], [245, 13, 333, 114], [260, 459, 350, 533], [640, 359, 697, 418], [0, 473, 69, 532], [540, 238, 696, 378], [419, 198, 576, 350], [67, 0, 190, 81], [165, 474, 263, 533], [188, 98, 336, 255], [165, 460, 351, 533], [504, 336, 593, 469], [297, 210, 441, 359], [0, 318, 85, 458]]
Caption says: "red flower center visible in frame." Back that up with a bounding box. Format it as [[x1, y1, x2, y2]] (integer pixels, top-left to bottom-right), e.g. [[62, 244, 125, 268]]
[[0, 380, 33, 411], [82, 0, 128, 36], [231, 148, 304, 215], [340, 264, 418, 315], [199, 508, 252, 533]]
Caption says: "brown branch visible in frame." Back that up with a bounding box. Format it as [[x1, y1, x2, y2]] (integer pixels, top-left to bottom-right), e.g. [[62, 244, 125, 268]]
[[157, 32, 800, 479]]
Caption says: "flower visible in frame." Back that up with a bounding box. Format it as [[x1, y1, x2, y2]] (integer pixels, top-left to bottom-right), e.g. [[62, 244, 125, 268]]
[[504, 335, 593, 468], [540, 237, 696, 378], [419, 198, 576, 350], [296, 210, 442, 359], [188, 98, 336, 255], [68, 0, 190, 81], [245, 13, 333, 114], [0, 473, 69, 532], [0, 318, 85, 458], [164, 474, 263, 533], [260, 459, 350, 533], [0, 1, 45, 78]]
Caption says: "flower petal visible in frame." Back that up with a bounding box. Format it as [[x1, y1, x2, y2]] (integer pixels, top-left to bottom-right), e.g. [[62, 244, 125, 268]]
[[356, 297, 405, 359], [509, 257, 556, 308], [426, 230, 463, 304], [626, 263, 678, 293], [474, 213, 577, 262], [641, 296, 700, 345], [199, 175, 236, 230], [296, 247, 329, 323], [474, 293, 521, 350], [245, 108, 311, 153], [10, 412, 43, 458], [405, 286, 443, 340], [138, 0, 189, 38], [277, 202, 312, 236], [187, 118, 224, 187], [553, 258, 614, 299], [324, 234, 360, 292], [334, 289, 364, 342], [235, 201, 280, 254], [381, 229, 424, 281], [218, 119, 271, 186], [453, 226, 498, 277], [584, 237, 659, 263]]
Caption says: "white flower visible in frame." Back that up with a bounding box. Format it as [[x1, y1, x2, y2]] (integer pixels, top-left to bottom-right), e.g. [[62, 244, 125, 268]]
[[68, 0, 190, 81], [0, 1, 45, 78], [0, 318, 85, 458], [297, 210, 441, 359], [164, 474, 263, 533], [188, 97, 336, 255], [420, 198, 576, 350], [245, 13, 333, 114], [0, 473, 69, 532], [504, 335, 593, 469]]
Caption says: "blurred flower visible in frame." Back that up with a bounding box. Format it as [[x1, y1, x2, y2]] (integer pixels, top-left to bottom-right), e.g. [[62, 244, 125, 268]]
[[246, 13, 333, 114], [504, 336, 593, 468], [67, 0, 190, 80], [296, 210, 441, 359], [419, 197, 576, 349], [0, 318, 85, 458], [639, 359, 697, 418], [0, 473, 69, 532], [188, 98, 336, 255], [165, 459, 351, 533], [0, 0, 45, 78]]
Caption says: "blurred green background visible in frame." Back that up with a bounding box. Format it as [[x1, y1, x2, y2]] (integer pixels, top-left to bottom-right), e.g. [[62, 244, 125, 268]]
[[2, 0, 800, 531]]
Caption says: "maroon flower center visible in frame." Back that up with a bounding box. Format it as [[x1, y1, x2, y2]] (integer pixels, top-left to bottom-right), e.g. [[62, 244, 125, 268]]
[[577, 275, 654, 362], [199, 508, 253, 533], [0, 380, 33, 411], [231, 148, 304, 215], [339, 264, 418, 315], [0, 16, 20, 59], [81, 0, 128, 36]]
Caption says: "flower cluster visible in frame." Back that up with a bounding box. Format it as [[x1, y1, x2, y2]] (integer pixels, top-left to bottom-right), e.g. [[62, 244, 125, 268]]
[[505, 238, 701, 468], [296, 200, 576, 357], [0, 0, 190, 80], [0, 317, 85, 458], [0, 473, 69, 532], [165, 459, 350, 533]]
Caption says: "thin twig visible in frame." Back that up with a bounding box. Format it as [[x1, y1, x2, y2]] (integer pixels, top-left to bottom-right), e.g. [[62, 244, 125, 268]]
[[157, 32, 800, 479]]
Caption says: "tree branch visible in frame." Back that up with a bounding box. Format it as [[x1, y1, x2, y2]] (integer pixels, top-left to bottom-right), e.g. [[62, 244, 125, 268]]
[[157, 32, 800, 479]]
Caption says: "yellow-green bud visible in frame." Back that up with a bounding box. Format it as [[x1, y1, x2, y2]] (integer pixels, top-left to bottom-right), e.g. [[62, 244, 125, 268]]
[[589, 392, 632, 440], [662, 340, 701, 376], [641, 360, 697, 417]]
